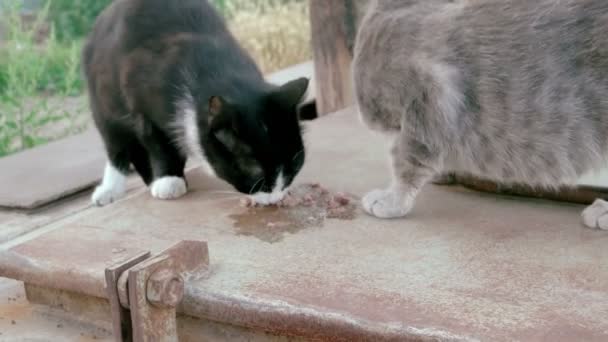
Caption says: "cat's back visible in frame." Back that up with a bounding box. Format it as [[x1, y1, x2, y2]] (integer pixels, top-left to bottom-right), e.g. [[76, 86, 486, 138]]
[[120, 0, 229, 50], [360, 0, 608, 53], [85, 0, 228, 56], [83, 0, 243, 96], [357, 0, 608, 126], [448, 0, 608, 63]]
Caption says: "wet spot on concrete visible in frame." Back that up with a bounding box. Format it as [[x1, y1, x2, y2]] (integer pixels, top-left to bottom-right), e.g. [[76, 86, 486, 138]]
[[230, 184, 358, 243], [230, 206, 323, 243]]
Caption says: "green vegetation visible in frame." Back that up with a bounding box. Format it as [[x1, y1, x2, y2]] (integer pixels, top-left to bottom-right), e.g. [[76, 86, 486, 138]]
[[47, 0, 113, 42], [0, 1, 86, 157], [0, 0, 310, 157]]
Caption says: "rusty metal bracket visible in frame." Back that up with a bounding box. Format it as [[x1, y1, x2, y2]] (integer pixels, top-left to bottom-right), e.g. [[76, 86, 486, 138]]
[[104, 240, 209, 342], [106, 251, 151, 342]]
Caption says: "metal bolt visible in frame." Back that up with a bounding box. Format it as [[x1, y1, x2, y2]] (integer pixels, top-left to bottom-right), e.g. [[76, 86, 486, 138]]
[[146, 269, 184, 308]]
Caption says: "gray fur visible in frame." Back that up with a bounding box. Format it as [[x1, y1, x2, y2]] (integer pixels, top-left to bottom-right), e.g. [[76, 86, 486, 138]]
[[354, 0, 608, 229]]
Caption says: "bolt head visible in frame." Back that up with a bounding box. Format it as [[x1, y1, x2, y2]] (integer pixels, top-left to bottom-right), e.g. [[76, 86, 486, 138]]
[[146, 269, 184, 308]]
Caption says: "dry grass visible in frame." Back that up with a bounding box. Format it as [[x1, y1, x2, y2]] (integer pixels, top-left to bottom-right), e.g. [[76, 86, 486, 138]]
[[227, 0, 311, 73]]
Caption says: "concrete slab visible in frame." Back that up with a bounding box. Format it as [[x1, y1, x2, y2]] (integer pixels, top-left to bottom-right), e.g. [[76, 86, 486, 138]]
[[0, 129, 105, 210], [1, 109, 608, 341], [0, 174, 145, 245]]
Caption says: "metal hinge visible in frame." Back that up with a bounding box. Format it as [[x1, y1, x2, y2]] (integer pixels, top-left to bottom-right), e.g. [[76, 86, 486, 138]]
[[104, 240, 209, 342]]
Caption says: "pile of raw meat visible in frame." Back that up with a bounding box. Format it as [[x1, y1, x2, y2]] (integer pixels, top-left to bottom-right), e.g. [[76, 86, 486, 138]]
[[241, 183, 356, 219]]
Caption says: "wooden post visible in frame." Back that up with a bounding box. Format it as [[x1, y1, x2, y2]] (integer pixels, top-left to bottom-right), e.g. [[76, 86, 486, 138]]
[[309, 0, 368, 116]]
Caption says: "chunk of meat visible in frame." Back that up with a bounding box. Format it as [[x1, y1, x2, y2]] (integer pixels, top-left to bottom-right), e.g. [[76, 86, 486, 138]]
[[241, 184, 357, 223], [240, 197, 256, 208], [241, 183, 354, 213]]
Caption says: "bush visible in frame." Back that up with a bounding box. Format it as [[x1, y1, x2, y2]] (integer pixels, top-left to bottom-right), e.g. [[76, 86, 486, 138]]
[[47, 0, 112, 41], [0, 1, 86, 156]]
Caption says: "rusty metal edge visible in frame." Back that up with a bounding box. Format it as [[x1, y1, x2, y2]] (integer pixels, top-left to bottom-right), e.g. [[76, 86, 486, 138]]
[[105, 251, 151, 342], [156, 240, 209, 276], [0, 249, 107, 299], [123, 240, 207, 341], [179, 291, 471, 342]]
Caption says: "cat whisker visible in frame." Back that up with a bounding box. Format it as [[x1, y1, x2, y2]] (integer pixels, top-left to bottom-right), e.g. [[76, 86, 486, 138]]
[[213, 195, 246, 206], [214, 194, 242, 200], [292, 149, 304, 162], [249, 177, 265, 195], [206, 190, 240, 195]]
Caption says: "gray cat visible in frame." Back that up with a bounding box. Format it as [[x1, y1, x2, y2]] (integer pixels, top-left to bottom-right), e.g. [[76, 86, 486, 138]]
[[353, 0, 608, 230]]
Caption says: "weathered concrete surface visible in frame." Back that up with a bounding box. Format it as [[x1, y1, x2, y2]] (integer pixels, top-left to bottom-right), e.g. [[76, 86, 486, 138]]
[[0, 130, 105, 210], [1, 109, 608, 341], [0, 174, 144, 245]]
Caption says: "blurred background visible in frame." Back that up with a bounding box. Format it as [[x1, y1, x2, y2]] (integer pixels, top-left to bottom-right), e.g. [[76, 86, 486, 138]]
[[0, 0, 311, 157]]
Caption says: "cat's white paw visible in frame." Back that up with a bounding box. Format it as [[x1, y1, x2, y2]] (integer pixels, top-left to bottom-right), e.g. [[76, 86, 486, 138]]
[[92, 184, 126, 206], [91, 162, 127, 207], [581, 199, 608, 230], [150, 176, 187, 200], [362, 188, 414, 219]]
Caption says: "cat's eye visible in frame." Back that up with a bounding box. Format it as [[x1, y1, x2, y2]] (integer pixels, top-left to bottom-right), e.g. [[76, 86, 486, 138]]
[[215, 130, 236, 150]]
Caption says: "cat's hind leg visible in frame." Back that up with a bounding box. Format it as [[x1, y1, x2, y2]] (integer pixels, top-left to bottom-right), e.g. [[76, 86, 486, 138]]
[[92, 130, 156, 206], [137, 123, 188, 200], [92, 136, 130, 206], [92, 162, 128, 206], [128, 140, 153, 185], [581, 199, 608, 230]]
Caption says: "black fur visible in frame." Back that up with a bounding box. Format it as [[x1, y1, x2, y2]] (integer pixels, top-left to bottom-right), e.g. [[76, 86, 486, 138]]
[[83, 0, 317, 195]]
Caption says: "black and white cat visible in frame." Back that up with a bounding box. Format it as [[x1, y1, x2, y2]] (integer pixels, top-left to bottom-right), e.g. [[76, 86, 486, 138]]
[[83, 0, 317, 206]]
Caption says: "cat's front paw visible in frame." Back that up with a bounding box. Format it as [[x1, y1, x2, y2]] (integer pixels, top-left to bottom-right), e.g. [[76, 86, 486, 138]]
[[150, 176, 187, 200], [362, 188, 413, 219], [581, 199, 608, 230], [91, 184, 126, 206]]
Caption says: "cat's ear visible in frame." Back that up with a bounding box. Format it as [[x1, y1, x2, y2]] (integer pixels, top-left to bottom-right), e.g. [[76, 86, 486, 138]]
[[297, 100, 318, 121], [207, 96, 242, 134], [207, 96, 228, 128], [209, 95, 223, 115], [272, 77, 310, 112]]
